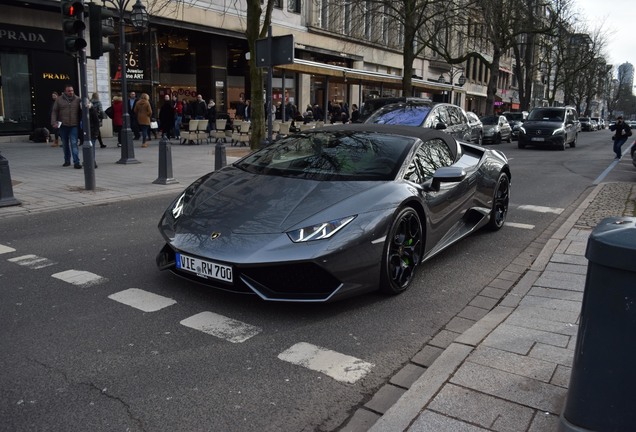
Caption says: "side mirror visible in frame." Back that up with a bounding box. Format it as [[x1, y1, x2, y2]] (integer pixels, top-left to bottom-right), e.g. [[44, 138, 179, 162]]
[[424, 166, 466, 192], [435, 122, 447, 130]]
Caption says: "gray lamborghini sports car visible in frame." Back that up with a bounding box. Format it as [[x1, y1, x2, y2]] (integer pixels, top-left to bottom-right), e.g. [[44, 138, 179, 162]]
[[156, 124, 511, 302]]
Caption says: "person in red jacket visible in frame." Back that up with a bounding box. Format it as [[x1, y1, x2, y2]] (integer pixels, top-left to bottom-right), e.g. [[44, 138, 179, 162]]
[[172, 94, 183, 139], [109, 95, 124, 147]]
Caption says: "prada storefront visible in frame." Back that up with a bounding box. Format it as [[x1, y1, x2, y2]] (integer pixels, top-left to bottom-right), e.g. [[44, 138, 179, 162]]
[[0, 22, 78, 136]]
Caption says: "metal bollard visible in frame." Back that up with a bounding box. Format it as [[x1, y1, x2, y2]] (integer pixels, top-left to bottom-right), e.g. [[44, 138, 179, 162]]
[[153, 136, 178, 185], [560, 217, 636, 432], [0, 152, 21, 207], [214, 139, 227, 171]]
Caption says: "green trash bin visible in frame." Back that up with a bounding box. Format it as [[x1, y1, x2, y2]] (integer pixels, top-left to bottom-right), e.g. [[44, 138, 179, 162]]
[[560, 217, 636, 432]]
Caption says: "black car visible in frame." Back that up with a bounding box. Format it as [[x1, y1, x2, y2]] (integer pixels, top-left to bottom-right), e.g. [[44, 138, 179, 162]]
[[365, 100, 472, 142], [579, 117, 593, 131], [503, 111, 527, 139], [518, 106, 578, 150], [156, 124, 510, 302], [357, 97, 428, 123]]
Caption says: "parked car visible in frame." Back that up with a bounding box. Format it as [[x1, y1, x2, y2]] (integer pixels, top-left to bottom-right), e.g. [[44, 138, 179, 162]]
[[591, 117, 604, 129], [518, 106, 579, 150], [357, 97, 429, 123], [503, 111, 527, 140], [465, 111, 483, 144], [579, 117, 593, 131], [590, 119, 599, 131], [365, 100, 472, 142], [156, 124, 511, 302], [480, 115, 513, 144]]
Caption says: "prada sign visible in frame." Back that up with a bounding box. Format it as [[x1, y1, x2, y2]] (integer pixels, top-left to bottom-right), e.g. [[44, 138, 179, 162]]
[[0, 23, 62, 51]]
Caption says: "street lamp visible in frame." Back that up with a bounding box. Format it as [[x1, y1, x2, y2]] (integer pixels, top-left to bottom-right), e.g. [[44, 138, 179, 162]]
[[438, 66, 466, 105], [103, 0, 148, 164]]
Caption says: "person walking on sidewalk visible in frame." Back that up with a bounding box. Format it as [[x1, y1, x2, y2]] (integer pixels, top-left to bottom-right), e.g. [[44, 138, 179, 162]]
[[159, 94, 175, 139], [128, 91, 140, 140], [49, 91, 60, 147], [172, 95, 182, 140], [107, 95, 123, 147], [51, 84, 82, 169], [134, 93, 153, 147], [90, 92, 106, 148], [609, 116, 632, 159]]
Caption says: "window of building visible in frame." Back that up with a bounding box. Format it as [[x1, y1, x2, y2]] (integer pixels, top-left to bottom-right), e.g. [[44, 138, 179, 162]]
[[288, 0, 301, 13], [0, 52, 31, 133]]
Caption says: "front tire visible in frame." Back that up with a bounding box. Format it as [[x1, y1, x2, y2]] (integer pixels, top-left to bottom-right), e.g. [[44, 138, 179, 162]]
[[380, 207, 423, 294], [487, 173, 510, 231], [570, 134, 577, 148]]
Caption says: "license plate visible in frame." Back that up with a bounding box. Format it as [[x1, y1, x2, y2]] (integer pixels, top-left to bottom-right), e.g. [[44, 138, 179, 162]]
[[176, 252, 233, 283], [531, 137, 544, 142]]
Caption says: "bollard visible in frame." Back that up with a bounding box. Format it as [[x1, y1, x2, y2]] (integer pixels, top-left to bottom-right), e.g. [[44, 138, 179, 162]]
[[153, 136, 178, 185], [0, 152, 21, 207], [560, 216, 636, 432], [214, 139, 227, 171]]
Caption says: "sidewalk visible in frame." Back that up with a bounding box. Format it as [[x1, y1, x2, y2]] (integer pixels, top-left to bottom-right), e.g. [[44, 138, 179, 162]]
[[2, 135, 635, 431], [0, 135, 251, 219], [350, 182, 635, 432]]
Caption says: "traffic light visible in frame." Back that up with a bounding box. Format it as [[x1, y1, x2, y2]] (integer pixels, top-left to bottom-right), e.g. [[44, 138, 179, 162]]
[[88, 4, 116, 59], [61, 0, 87, 56]]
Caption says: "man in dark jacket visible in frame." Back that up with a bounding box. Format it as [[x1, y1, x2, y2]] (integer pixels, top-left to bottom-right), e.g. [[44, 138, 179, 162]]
[[159, 94, 175, 139], [51, 84, 82, 169], [610, 116, 632, 159], [193, 94, 208, 119]]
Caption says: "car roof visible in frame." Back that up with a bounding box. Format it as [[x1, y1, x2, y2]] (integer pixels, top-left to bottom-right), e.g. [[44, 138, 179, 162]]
[[312, 123, 461, 161]]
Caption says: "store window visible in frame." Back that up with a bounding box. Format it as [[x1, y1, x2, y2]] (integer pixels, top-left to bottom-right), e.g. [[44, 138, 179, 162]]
[[0, 52, 32, 133]]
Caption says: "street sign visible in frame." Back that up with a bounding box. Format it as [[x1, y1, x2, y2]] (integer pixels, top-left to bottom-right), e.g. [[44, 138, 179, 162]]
[[255, 34, 294, 67]]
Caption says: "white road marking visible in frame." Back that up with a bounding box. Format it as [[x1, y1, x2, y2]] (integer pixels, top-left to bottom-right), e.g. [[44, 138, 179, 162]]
[[0, 244, 16, 255], [8, 254, 56, 269], [108, 288, 177, 312], [180, 312, 262, 343], [278, 342, 374, 384], [517, 205, 563, 214], [506, 222, 535, 230], [52, 270, 106, 286]]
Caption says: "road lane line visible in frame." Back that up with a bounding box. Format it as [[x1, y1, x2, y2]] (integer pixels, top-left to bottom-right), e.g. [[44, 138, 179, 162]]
[[8, 254, 56, 269], [52, 270, 106, 286], [278, 342, 374, 384], [517, 205, 563, 214], [108, 288, 177, 312], [506, 222, 535, 230], [180, 312, 262, 343], [0, 244, 16, 255]]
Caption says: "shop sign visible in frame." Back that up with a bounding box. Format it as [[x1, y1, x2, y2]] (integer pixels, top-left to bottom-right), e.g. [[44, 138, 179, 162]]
[[42, 72, 72, 81], [0, 24, 61, 51]]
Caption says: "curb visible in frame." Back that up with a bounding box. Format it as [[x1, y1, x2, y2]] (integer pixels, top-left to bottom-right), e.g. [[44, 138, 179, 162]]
[[366, 182, 607, 432]]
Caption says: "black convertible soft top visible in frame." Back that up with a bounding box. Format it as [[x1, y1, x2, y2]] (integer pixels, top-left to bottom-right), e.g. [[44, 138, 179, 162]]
[[312, 123, 462, 162]]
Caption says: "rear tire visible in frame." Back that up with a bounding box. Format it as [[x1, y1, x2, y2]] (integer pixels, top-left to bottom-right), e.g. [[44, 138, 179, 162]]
[[380, 207, 423, 294], [487, 172, 510, 231]]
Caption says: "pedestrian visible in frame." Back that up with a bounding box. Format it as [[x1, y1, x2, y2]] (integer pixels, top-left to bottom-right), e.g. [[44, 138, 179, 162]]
[[128, 91, 140, 140], [193, 94, 208, 120], [181, 98, 192, 125], [134, 93, 153, 147], [87, 99, 100, 168], [49, 91, 60, 147], [173, 94, 182, 140], [90, 92, 106, 148], [159, 94, 175, 139], [207, 98, 217, 133], [108, 95, 123, 147], [609, 116, 632, 159], [350, 104, 360, 123], [50, 83, 82, 169], [244, 99, 251, 121]]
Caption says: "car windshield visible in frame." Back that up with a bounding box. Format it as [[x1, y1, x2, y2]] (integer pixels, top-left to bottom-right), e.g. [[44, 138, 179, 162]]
[[481, 116, 499, 125], [528, 109, 564, 122], [365, 103, 433, 126], [235, 131, 413, 181]]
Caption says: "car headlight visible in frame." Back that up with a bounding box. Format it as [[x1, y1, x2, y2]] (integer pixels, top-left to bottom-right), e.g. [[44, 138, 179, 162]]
[[519, 126, 526, 134], [287, 215, 356, 243], [552, 127, 565, 135], [172, 192, 186, 219]]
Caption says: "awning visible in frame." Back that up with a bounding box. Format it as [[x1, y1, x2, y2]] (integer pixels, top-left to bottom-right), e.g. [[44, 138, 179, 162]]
[[274, 59, 455, 93]]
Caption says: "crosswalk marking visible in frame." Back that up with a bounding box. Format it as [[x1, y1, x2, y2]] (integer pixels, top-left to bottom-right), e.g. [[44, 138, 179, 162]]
[[8, 254, 56, 269], [52, 270, 106, 286], [108, 288, 177, 312], [278, 342, 374, 384], [180, 312, 262, 343], [506, 222, 535, 230], [517, 204, 564, 214], [0, 244, 16, 255]]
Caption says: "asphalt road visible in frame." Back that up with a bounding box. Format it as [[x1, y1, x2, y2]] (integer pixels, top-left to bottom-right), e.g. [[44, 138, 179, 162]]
[[0, 128, 625, 431]]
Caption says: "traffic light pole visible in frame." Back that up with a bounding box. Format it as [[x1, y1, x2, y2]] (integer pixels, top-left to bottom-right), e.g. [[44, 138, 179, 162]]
[[78, 9, 96, 190], [116, 10, 138, 165]]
